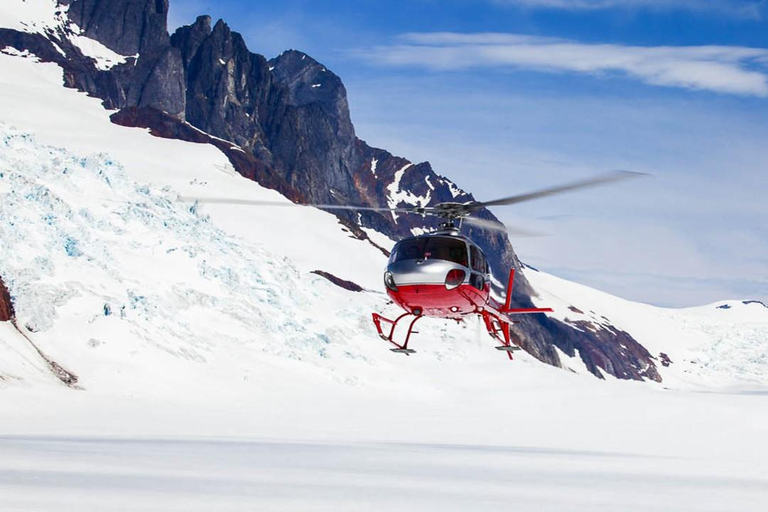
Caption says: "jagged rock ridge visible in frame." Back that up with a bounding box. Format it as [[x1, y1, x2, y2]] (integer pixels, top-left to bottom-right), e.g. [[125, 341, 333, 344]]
[[0, 0, 661, 381]]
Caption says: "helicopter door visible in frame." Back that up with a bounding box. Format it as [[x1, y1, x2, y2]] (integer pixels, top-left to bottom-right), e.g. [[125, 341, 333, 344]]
[[469, 245, 487, 291]]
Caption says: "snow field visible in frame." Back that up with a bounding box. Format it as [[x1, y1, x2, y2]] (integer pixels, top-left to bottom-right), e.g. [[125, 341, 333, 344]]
[[0, 435, 766, 512]]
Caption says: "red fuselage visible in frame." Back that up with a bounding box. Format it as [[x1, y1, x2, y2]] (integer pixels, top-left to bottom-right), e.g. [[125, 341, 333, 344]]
[[386, 283, 490, 319]]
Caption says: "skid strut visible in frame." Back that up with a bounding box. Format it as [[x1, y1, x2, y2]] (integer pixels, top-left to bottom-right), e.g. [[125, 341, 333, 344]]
[[372, 312, 422, 355], [481, 311, 519, 360]]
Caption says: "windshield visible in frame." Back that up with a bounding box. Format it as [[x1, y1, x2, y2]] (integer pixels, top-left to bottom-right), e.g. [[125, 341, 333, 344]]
[[393, 237, 468, 266]]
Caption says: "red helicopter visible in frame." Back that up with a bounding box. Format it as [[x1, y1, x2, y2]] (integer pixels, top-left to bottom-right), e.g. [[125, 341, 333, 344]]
[[373, 226, 544, 358], [369, 171, 642, 358], [191, 171, 641, 358]]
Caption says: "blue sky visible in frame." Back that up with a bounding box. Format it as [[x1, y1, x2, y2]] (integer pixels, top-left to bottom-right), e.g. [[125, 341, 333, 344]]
[[168, 0, 768, 307]]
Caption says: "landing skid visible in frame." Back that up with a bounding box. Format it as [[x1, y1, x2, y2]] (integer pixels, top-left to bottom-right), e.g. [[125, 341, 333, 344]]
[[482, 311, 517, 360], [372, 312, 422, 354]]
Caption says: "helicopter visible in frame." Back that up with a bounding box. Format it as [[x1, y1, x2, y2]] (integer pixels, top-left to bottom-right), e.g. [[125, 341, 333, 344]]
[[189, 170, 642, 359]]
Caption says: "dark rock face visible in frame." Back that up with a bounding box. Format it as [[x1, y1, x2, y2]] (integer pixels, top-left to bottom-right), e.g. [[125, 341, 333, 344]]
[[135, 45, 185, 114], [551, 319, 660, 381], [65, 0, 171, 56], [0, 276, 14, 322], [1, 0, 662, 381], [171, 15, 211, 68], [171, 18, 278, 153], [268, 50, 360, 202]]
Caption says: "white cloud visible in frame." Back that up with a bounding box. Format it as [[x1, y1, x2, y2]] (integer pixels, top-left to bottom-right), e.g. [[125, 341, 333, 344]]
[[354, 33, 768, 96], [496, 0, 766, 19]]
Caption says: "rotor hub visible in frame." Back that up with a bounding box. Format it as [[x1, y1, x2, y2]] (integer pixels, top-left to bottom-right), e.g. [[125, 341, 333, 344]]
[[436, 221, 461, 235], [430, 202, 476, 220]]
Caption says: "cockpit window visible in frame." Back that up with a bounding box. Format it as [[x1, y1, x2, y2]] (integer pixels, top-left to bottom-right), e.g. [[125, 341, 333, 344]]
[[393, 237, 468, 266], [470, 245, 486, 273]]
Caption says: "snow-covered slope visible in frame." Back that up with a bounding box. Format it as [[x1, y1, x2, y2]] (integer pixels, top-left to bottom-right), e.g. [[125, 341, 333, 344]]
[[527, 268, 768, 390], [0, 53, 516, 395]]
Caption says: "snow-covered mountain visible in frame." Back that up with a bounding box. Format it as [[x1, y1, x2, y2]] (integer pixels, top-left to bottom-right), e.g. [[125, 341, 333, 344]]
[[0, 0, 686, 380], [528, 270, 768, 389], [2, 4, 768, 511], [1, 0, 767, 393], [1, 36, 766, 394]]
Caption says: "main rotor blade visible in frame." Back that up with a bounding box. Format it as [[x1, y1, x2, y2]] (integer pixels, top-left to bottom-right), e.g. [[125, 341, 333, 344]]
[[475, 170, 646, 209], [180, 197, 419, 214], [462, 216, 545, 237]]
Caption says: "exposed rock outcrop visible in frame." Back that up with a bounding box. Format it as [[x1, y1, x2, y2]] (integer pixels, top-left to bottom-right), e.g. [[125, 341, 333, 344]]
[[0, 275, 14, 322], [311, 271, 364, 293]]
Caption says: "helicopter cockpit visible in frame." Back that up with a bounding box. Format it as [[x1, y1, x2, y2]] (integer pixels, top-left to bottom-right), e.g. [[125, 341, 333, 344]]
[[391, 236, 468, 266], [386, 235, 489, 292]]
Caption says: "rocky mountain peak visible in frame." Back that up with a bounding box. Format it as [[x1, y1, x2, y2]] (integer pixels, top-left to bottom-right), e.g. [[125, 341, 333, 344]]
[[170, 14, 212, 67], [269, 49, 354, 144], [170, 16, 274, 151]]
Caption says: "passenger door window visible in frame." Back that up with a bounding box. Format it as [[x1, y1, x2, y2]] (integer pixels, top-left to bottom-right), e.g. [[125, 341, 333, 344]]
[[470, 245, 486, 273]]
